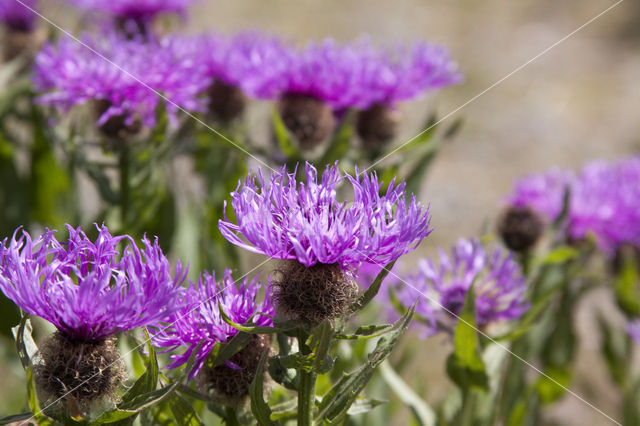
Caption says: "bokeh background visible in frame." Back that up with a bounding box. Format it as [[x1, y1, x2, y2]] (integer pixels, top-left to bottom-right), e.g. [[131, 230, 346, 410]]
[[3, 0, 640, 424]]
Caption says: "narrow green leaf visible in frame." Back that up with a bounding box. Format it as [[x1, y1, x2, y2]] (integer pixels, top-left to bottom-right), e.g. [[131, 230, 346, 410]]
[[534, 366, 572, 404], [307, 321, 333, 373], [598, 315, 630, 387], [614, 249, 640, 317], [11, 313, 37, 370], [379, 361, 436, 426], [97, 383, 180, 423], [0, 412, 33, 425], [250, 352, 278, 426], [345, 397, 386, 416], [350, 261, 396, 313], [121, 329, 158, 404], [168, 394, 203, 426], [219, 305, 290, 334], [537, 246, 579, 267], [317, 306, 414, 422], [206, 331, 253, 368], [334, 323, 399, 340], [26, 366, 55, 426]]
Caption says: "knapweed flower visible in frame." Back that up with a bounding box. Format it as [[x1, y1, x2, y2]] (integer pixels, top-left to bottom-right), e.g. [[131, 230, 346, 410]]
[[151, 269, 273, 400], [198, 32, 291, 122], [0, 225, 186, 409], [69, 0, 195, 23], [0, 0, 37, 32], [219, 162, 433, 324], [33, 33, 207, 136], [393, 238, 529, 336], [506, 157, 640, 256]]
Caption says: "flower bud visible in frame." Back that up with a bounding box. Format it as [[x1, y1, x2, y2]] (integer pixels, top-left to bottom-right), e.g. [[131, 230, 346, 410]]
[[277, 93, 336, 150], [207, 80, 247, 123], [498, 206, 544, 253], [356, 104, 400, 153]]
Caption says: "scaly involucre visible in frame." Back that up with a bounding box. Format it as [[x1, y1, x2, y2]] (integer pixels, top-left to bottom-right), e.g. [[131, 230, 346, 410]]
[[68, 0, 195, 21], [0, 225, 186, 341], [0, 0, 37, 31], [394, 238, 529, 336], [151, 269, 274, 380], [33, 32, 207, 128], [507, 157, 640, 255], [219, 162, 433, 270]]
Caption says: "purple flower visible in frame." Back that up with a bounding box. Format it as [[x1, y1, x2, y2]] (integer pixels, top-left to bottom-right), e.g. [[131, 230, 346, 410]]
[[354, 40, 462, 108], [0, 225, 186, 341], [199, 32, 291, 100], [393, 238, 529, 336], [0, 0, 37, 31], [506, 157, 640, 255], [33, 32, 207, 129], [628, 320, 640, 345], [219, 162, 433, 271], [68, 0, 195, 22], [151, 269, 274, 381]]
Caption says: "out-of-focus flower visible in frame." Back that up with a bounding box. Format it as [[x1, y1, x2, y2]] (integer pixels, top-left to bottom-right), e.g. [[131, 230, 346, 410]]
[[0, 0, 37, 32], [393, 238, 529, 336], [151, 269, 273, 385], [69, 0, 195, 23], [497, 206, 544, 253], [219, 162, 432, 324], [627, 320, 640, 345], [506, 157, 640, 256], [33, 33, 207, 132]]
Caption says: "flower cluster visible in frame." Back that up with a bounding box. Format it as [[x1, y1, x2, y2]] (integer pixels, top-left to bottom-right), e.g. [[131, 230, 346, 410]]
[[151, 269, 274, 381], [68, 0, 196, 23], [506, 157, 640, 255], [0, 0, 37, 32], [219, 162, 433, 271], [0, 224, 186, 341], [393, 238, 529, 336], [33, 33, 207, 130]]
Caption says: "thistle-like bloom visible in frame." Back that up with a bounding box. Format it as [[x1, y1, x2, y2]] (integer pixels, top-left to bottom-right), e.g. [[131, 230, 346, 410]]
[[0, 0, 37, 31], [69, 0, 195, 22], [151, 269, 274, 381], [393, 238, 529, 336], [506, 157, 640, 255], [219, 162, 433, 271], [33, 33, 207, 129], [354, 40, 462, 109], [0, 224, 186, 341]]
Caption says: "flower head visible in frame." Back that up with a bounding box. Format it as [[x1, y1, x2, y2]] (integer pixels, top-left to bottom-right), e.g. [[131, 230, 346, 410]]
[[33, 33, 207, 130], [151, 269, 274, 381], [506, 157, 640, 255], [0, 0, 37, 32], [0, 224, 186, 341], [394, 238, 529, 336], [69, 0, 195, 22], [219, 162, 433, 271]]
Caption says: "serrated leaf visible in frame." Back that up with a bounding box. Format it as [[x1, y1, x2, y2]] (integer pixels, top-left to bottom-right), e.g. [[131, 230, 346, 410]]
[[379, 361, 436, 426], [317, 306, 414, 422], [350, 261, 396, 313], [250, 352, 278, 426]]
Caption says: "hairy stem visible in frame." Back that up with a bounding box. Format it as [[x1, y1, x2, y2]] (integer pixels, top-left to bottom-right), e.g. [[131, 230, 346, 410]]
[[297, 332, 316, 426]]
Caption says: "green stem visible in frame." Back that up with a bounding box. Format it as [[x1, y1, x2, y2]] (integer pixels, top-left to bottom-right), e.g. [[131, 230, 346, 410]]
[[297, 332, 316, 426], [119, 143, 130, 228], [224, 406, 241, 426]]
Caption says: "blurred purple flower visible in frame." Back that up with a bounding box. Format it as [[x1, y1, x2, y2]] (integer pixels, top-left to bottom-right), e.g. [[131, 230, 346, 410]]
[[506, 157, 640, 255], [69, 0, 195, 22], [394, 238, 529, 336], [628, 320, 640, 345], [354, 40, 462, 108], [219, 162, 433, 271], [0, 0, 37, 31], [0, 225, 186, 341], [151, 269, 274, 381], [33, 33, 207, 128]]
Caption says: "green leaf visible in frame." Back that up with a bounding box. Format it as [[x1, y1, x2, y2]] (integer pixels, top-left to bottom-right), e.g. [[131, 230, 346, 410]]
[[267, 356, 298, 391], [307, 321, 334, 373], [26, 366, 55, 426], [334, 323, 401, 340], [350, 261, 396, 313], [121, 330, 158, 404], [345, 397, 386, 416], [219, 306, 297, 334], [534, 366, 572, 404], [11, 313, 38, 370], [0, 412, 33, 425], [168, 394, 203, 426], [537, 246, 579, 267], [97, 383, 180, 423], [598, 315, 630, 387], [206, 331, 253, 368], [250, 352, 278, 426], [320, 112, 353, 165], [272, 110, 299, 159], [379, 361, 436, 426], [446, 285, 489, 392], [316, 306, 414, 423], [613, 249, 640, 317]]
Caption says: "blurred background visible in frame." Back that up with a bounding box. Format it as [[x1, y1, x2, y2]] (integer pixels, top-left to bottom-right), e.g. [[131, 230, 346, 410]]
[[4, 0, 640, 424]]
